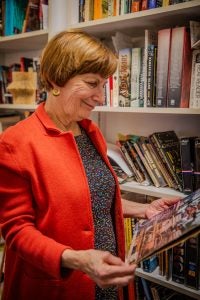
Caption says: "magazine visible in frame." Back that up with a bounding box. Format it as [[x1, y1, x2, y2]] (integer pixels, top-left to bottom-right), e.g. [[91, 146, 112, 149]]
[[128, 188, 200, 264]]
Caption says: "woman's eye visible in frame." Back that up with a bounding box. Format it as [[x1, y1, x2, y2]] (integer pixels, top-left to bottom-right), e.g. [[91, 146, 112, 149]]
[[87, 82, 97, 88]]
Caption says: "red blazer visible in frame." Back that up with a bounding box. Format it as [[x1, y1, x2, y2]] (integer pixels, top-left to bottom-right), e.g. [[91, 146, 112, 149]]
[[0, 103, 125, 300]]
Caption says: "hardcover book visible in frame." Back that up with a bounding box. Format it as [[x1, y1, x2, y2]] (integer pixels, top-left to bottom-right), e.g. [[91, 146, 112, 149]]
[[118, 48, 132, 107], [167, 26, 192, 108], [189, 49, 200, 109], [149, 131, 182, 191], [172, 242, 185, 284], [194, 138, 200, 191], [156, 28, 171, 107], [128, 188, 200, 264], [185, 233, 200, 289], [180, 137, 196, 194]]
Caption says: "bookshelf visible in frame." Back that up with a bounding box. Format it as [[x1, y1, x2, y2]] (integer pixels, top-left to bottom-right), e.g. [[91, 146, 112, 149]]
[[0, 1, 200, 299], [136, 267, 200, 300]]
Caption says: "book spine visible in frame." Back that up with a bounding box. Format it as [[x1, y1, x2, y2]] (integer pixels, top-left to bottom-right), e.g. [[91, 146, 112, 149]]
[[146, 44, 156, 107], [131, 0, 141, 12], [156, 28, 171, 107], [116, 141, 137, 181], [189, 50, 200, 108], [130, 47, 141, 107], [185, 234, 200, 290], [172, 242, 185, 284], [144, 29, 158, 107], [151, 132, 183, 191], [138, 47, 145, 107], [149, 134, 176, 188], [148, 0, 156, 9], [118, 48, 132, 107], [112, 67, 119, 107], [180, 137, 194, 194], [124, 141, 145, 183], [79, 0, 85, 22], [146, 140, 167, 187], [194, 137, 200, 191], [180, 28, 192, 108], [127, 140, 152, 185], [133, 141, 157, 186], [139, 138, 162, 187], [167, 27, 191, 108], [93, 0, 102, 19]]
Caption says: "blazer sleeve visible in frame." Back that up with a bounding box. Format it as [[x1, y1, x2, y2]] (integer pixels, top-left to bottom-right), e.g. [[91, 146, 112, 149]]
[[0, 138, 69, 279]]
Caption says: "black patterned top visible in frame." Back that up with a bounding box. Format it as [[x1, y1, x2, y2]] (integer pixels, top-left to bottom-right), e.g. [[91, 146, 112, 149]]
[[75, 129, 118, 300]]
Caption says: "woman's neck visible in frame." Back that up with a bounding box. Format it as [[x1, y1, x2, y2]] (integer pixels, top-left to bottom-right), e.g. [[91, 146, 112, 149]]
[[44, 101, 81, 136]]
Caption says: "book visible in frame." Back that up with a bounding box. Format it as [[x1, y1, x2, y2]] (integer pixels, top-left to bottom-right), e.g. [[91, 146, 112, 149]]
[[189, 49, 200, 109], [131, 0, 141, 12], [78, 0, 85, 22], [172, 241, 185, 284], [124, 138, 152, 186], [4, 0, 28, 36], [180, 137, 196, 194], [116, 140, 138, 182], [190, 20, 200, 50], [22, 0, 40, 32], [128, 188, 200, 264], [149, 131, 182, 191], [144, 29, 158, 107], [130, 47, 142, 107], [107, 142, 134, 177], [156, 28, 171, 107], [167, 26, 192, 108], [139, 136, 167, 187], [84, 0, 94, 21], [185, 233, 200, 289], [147, 44, 157, 107], [194, 137, 200, 191], [118, 48, 132, 107], [112, 66, 119, 107], [93, 0, 108, 19]]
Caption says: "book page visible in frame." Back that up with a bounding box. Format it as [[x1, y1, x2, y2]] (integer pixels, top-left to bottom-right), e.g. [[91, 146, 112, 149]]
[[128, 188, 200, 264]]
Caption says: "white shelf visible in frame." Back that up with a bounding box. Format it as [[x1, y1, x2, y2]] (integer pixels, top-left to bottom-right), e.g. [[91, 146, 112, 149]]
[[94, 106, 200, 115], [136, 267, 200, 299], [0, 104, 37, 111], [1, 104, 200, 116], [120, 181, 185, 198], [0, 30, 48, 52], [71, 1, 200, 38]]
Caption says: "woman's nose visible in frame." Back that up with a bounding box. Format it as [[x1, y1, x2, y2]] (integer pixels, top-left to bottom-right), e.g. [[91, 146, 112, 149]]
[[93, 86, 106, 105]]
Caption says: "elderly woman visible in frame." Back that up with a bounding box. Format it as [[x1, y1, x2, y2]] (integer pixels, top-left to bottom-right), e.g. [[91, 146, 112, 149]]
[[0, 30, 178, 300]]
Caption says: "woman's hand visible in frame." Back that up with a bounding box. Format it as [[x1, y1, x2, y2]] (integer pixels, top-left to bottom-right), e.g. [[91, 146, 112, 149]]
[[61, 249, 136, 288], [145, 197, 180, 219]]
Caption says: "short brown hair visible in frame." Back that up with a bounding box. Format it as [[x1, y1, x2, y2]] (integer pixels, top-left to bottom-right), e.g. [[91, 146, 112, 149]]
[[40, 30, 118, 91]]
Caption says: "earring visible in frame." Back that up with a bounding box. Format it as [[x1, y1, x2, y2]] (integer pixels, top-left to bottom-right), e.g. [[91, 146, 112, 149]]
[[52, 88, 60, 96]]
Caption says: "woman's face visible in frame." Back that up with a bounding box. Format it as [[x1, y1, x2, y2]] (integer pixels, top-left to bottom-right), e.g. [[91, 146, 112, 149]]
[[57, 73, 107, 121]]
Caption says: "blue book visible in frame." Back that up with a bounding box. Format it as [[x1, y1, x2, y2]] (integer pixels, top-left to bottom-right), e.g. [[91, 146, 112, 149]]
[[148, 0, 156, 9]]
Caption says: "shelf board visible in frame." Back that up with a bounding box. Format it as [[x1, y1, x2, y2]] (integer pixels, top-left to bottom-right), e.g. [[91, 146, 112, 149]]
[[136, 267, 200, 299], [120, 181, 185, 198], [0, 30, 48, 52], [71, 1, 200, 38], [1, 104, 200, 115], [0, 104, 37, 111], [94, 106, 200, 115]]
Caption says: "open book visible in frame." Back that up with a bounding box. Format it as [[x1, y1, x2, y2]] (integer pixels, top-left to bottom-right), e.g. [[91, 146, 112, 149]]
[[128, 188, 200, 264]]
